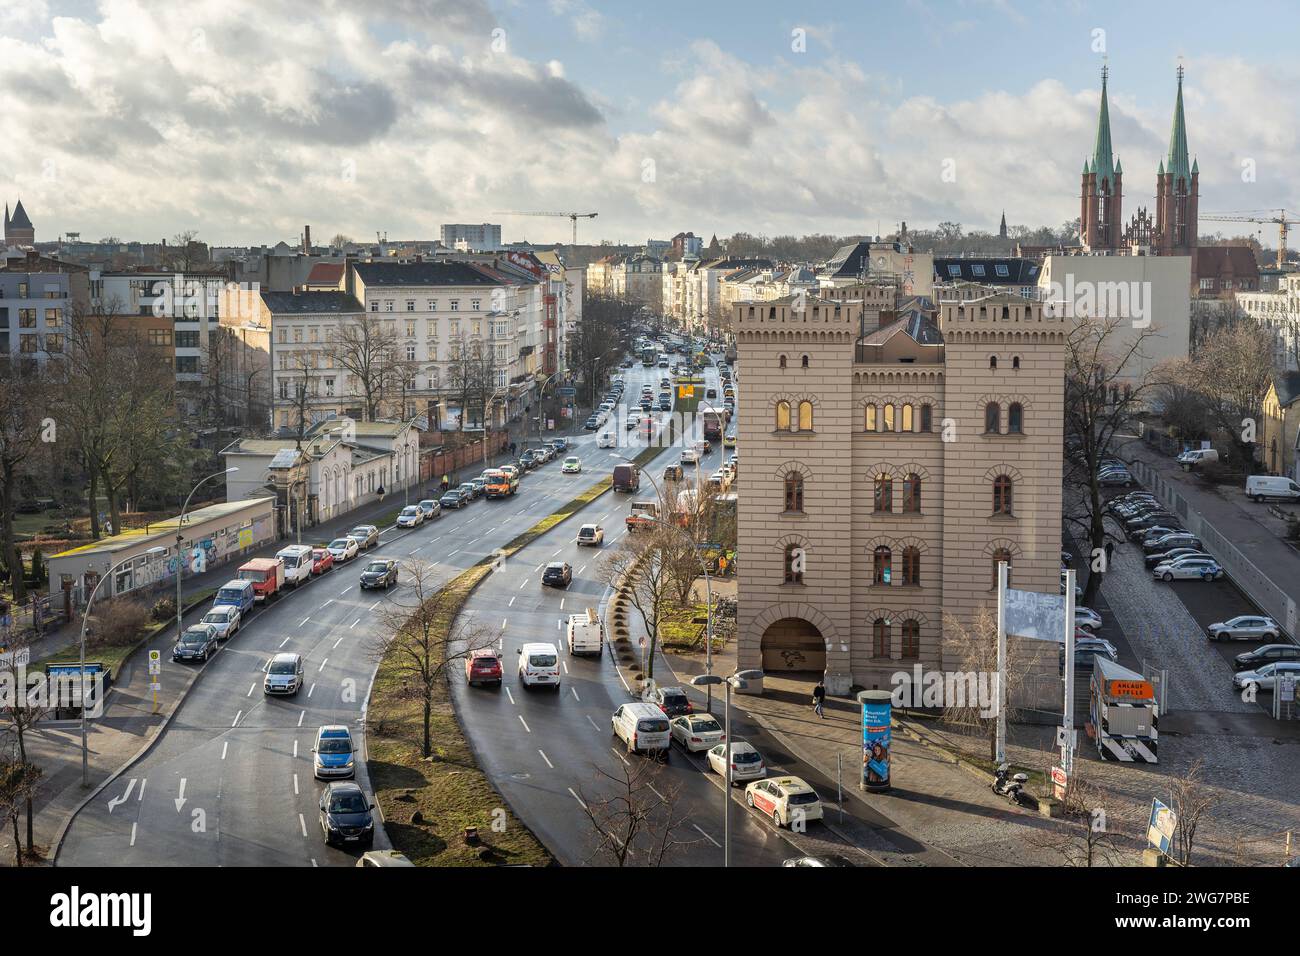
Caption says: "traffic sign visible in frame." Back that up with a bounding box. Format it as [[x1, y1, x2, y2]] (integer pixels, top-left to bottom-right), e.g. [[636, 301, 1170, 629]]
[[558, 386, 577, 397], [149, 650, 161, 663], [1050, 766, 1068, 800], [148, 661, 161, 676]]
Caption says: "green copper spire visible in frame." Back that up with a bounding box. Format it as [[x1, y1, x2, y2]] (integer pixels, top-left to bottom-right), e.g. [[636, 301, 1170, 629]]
[[1166, 65, 1191, 185], [1091, 65, 1117, 193]]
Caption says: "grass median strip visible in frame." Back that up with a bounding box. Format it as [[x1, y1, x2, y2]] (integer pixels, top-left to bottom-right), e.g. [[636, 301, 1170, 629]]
[[367, 460, 654, 865]]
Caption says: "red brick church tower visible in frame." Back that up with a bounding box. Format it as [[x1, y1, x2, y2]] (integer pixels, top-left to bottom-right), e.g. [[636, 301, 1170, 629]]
[[1079, 66, 1123, 252], [1152, 66, 1198, 256]]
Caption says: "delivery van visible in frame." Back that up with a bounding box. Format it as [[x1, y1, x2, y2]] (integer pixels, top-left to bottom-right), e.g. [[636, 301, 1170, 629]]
[[238, 558, 285, 602], [276, 544, 315, 588], [1177, 447, 1219, 470], [517, 642, 560, 690], [567, 608, 604, 656], [613, 463, 640, 493], [611, 702, 671, 757], [1246, 474, 1300, 502], [213, 579, 256, 616]]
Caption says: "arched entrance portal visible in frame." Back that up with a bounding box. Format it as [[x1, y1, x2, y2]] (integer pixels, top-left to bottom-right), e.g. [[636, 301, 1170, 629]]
[[760, 617, 825, 675]]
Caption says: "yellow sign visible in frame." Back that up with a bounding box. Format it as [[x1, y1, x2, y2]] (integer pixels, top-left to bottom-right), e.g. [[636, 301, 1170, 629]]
[[238, 528, 253, 549], [677, 385, 695, 398]]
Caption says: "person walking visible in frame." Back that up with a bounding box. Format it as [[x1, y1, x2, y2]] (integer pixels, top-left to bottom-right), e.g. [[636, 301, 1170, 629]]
[[440, 473, 449, 492], [812, 679, 826, 719]]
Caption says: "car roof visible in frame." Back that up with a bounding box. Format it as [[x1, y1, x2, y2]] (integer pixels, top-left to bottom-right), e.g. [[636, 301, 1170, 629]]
[[272, 652, 300, 663], [545, 561, 569, 570], [326, 780, 363, 795], [469, 647, 500, 659], [317, 725, 351, 738], [770, 776, 812, 792], [521, 642, 557, 652]]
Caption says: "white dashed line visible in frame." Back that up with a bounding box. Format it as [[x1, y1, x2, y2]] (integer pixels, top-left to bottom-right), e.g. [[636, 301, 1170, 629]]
[[577, 565, 588, 575], [221, 741, 228, 760], [538, 750, 554, 769], [518, 715, 531, 733], [570, 686, 581, 702], [334, 636, 343, 648], [449, 550, 460, 557], [339, 586, 352, 595], [505, 686, 515, 705], [559, 598, 565, 610], [369, 601, 380, 611], [247, 683, 255, 697], [350, 619, 359, 629], [610, 747, 629, 765], [130, 822, 137, 846], [586, 715, 601, 732], [279, 637, 290, 648], [299, 814, 308, 838], [232, 710, 242, 727], [509, 596, 515, 607], [318, 658, 328, 672], [299, 617, 311, 627], [308, 683, 316, 698], [297, 710, 306, 727], [519, 579, 528, 589], [293, 774, 300, 796], [568, 788, 587, 810], [693, 824, 721, 848]]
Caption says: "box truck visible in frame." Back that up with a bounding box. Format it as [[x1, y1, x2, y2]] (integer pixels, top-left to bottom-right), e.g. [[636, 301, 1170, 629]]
[[238, 558, 285, 602]]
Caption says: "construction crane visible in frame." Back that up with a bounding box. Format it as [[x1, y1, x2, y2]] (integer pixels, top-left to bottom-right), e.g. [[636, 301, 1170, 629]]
[[1201, 209, 1293, 269], [494, 211, 598, 245]]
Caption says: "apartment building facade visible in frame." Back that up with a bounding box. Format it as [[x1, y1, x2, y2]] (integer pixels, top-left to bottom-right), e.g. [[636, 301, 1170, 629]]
[[734, 285, 1066, 695], [0, 254, 87, 359], [1238, 273, 1300, 372]]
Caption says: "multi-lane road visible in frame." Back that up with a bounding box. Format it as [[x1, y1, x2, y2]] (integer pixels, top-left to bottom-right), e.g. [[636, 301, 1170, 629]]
[[56, 360, 674, 866]]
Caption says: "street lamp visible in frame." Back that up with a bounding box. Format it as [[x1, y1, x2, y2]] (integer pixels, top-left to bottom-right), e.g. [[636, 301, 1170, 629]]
[[613, 452, 715, 710], [690, 668, 764, 867], [482, 385, 510, 468], [536, 370, 565, 450], [79, 545, 166, 786], [175, 468, 238, 648]]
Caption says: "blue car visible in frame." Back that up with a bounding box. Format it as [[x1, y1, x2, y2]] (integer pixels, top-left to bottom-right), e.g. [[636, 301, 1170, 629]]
[[313, 725, 356, 780]]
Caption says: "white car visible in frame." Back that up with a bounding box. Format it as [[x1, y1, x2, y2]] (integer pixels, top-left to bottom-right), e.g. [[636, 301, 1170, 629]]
[[706, 740, 766, 783], [597, 431, 617, 448], [670, 713, 726, 752], [576, 524, 604, 546], [1075, 607, 1103, 631], [1152, 555, 1223, 582], [680, 447, 699, 466], [562, 456, 582, 474], [745, 776, 823, 829], [395, 505, 424, 528], [328, 536, 360, 562], [200, 604, 241, 640], [1233, 660, 1300, 692]]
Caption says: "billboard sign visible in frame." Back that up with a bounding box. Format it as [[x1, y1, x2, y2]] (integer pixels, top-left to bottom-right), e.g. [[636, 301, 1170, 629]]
[[1004, 587, 1067, 643]]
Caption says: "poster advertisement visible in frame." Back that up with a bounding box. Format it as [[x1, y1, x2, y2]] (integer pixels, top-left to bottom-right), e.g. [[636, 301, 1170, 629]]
[[860, 690, 892, 791]]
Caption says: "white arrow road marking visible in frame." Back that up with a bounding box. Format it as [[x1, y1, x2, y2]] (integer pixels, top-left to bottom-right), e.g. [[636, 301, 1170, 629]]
[[538, 750, 554, 769], [174, 779, 187, 813], [568, 788, 587, 810], [108, 779, 136, 813], [518, 715, 531, 733], [693, 824, 721, 848], [221, 741, 228, 760], [299, 814, 308, 838]]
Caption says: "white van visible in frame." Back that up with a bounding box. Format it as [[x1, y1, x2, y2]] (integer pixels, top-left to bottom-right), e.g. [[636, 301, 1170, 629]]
[[611, 702, 671, 757], [517, 642, 560, 690], [1177, 448, 1219, 470], [567, 608, 604, 656], [276, 544, 315, 588], [1246, 474, 1300, 502]]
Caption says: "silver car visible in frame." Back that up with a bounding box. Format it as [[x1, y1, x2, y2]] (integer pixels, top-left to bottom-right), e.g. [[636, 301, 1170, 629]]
[[1233, 660, 1300, 692], [1207, 615, 1281, 642], [1152, 556, 1223, 582], [349, 525, 380, 549], [200, 604, 241, 640], [1075, 607, 1103, 631]]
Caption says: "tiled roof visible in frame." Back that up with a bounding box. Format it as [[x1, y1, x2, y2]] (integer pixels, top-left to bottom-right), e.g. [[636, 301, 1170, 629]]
[[934, 257, 1041, 284], [1194, 246, 1259, 280], [305, 262, 344, 286]]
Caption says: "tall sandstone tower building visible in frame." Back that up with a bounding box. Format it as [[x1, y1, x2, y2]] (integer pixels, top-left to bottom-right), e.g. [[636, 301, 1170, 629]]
[[734, 286, 1066, 694]]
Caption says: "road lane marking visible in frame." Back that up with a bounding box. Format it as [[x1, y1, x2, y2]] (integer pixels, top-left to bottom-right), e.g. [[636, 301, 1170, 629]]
[[586, 715, 601, 732], [568, 788, 587, 810], [538, 750, 554, 769], [369, 601, 380, 611], [648, 784, 665, 801], [279, 637, 290, 648], [570, 687, 581, 702], [299, 814, 308, 838], [293, 774, 300, 796], [339, 586, 352, 595], [130, 822, 137, 847], [247, 683, 256, 697], [519, 579, 528, 589], [293, 740, 299, 758], [221, 742, 228, 760], [693, 824, 721, 848], [297, 710, 306, 727], [334, 636, 344, 648], [232, 710, 242, 727], [518, 715, 531, 733], [138, 778, 147, 801], [449, 550, 460, 557], [501, 617, 508, 630], [299, 617, 311, 627], [559, 598, 565, 610], [322, 599, 334, 608], [551, 549, 562, 557], [577, 565, 588, 575], [509, 596, 515, 607], [610, 747, 629, 765], [318, 658, 328, 672], [535, 564, 543, 573], [308, 683, 316, 698], [505, 686, 515, 705], [562, 661, 569, 674], [409, 547, 421, 555]]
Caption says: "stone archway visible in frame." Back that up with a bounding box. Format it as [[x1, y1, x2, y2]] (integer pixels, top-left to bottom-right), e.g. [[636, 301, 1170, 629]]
[[760, 617, 826, 674]]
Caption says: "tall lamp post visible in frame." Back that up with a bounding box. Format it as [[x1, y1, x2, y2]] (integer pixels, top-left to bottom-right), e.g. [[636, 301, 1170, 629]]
[[689, 668, 763, 867], [175, 468, 238, 647], [482, 385, 510, 468], [79, 546, 166, 786], [535, 370, 564, 449]]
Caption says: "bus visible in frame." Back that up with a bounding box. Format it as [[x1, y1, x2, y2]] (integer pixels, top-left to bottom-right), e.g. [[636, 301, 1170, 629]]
[[701, 406, 724, 440]]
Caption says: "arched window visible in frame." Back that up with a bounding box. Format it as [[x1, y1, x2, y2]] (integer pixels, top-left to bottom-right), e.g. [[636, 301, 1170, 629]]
[[797, 401, 813, 431], [779, 354, 787, 369], [883, 403, 895, 432], [920, 404, 933, 432], [989, 355, 998, 369], [902, 547, 921, 585], [775, 400, 791, 430], [984, 402, 1001, 434], [901, 620, 920, 659], [993, 475, 1014, 515], [874, 474, 893, 512], [784, 544, 804, 584], [872, 546, 892, 585], [801, 354, 809, 368], [1012, 356, 1020, 370], [902, 473, 921, 512], [784, 472, 804, 512], [864, 404, 877, 432], [1001, 305, 1010, 320], [901, 403, 914, 432], [991, 548, 1012, 588], [1008, 402, 1023, 434], [873, 618, 891, 658]]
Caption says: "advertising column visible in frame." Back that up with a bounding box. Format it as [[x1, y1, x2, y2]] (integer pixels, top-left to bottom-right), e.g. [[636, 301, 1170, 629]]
[[858, 689, 892, 792]]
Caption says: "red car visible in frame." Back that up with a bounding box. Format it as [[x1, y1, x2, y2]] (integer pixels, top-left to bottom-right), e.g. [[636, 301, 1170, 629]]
[[465, 648, 503, 687], [310, 548, 335, 575]]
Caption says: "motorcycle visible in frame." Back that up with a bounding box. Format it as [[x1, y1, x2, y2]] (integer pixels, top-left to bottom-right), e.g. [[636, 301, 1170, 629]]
[[992, 763, 1032, 807]]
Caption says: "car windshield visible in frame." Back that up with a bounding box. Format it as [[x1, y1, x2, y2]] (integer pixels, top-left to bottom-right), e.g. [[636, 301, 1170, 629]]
[[787, 791, 820, 805], [364, 563, 388, 573], [182, 629, 208, 642], [692, 719, 722, 733], [662, 692, 687, 705], [350, 530, 369, 537], [328, 791, 368, 814], [329, 539, 349, 549], [401, 507, 418, 515], [528, 654, 557, 667], [269, 660, 297, 674], [638, 718, 670, 733], [202, 611, 228, 624], [217, 588, 244, 602], [318, 737, 352, 754], [733, 750, 761, 764]]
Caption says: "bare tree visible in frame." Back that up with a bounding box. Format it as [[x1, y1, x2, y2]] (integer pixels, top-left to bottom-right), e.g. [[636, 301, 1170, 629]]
[[603, 526, 678, 680], [325, 312, 402, 422], [1169, 758, 1219, 867], [577, 759, 696, 866], [159, 230, 207, 272], [1028, 761, 1131, 867], [1178, 322, 1274, 467], [285, 351, 318, 449], [367, 560, 496, 758], [0, 633, 47, 861], [1063, 315, 1165, 605], [0, 752, 40, 866], [0, 357, 53, 604]]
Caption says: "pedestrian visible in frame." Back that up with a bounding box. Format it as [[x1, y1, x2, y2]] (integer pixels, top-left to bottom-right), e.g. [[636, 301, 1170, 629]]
[[509, 441, 516, 456], [441, 473, 449, 492], [812, 678, 826, 719]]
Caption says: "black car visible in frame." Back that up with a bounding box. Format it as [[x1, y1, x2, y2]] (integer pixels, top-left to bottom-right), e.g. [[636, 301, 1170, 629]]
[[319, 781, 376, 849], [646, 685, 692, 717], [173, 624, 219, 663], [440, 489, 466, 509], [541, 562, 573, 588], [583, 415, 600, 430], [359, 558, 399, 590], [519, 450, 543, 471], [1233, 644, 1300, 672], [457, 481, 479, 501], [640, 399, 652, 411]]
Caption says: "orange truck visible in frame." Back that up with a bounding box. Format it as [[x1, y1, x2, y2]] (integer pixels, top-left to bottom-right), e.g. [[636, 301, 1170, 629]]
[[237, 558, 285, 602], [484, 468, 518, 498]]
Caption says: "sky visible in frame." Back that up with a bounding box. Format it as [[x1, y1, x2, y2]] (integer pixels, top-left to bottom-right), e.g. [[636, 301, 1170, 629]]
[[0, 0, 1295, 248]]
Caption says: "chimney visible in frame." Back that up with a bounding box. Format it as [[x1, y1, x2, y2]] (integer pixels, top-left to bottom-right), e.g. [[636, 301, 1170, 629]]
[[303, 225, 311, 254], [344, 254, 356, 298]]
